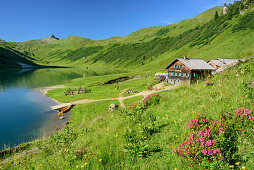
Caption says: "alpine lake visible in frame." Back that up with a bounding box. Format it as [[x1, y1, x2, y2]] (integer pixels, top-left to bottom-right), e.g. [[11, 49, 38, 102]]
[[0, 67, 118, 150]]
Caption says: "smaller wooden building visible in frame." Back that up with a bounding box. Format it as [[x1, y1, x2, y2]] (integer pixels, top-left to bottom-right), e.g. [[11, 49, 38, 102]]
[[207, 58, 237, 70], [165, 57, 215, 86]]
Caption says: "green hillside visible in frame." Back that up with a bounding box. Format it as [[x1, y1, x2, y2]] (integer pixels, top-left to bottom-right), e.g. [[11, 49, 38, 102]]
[[0, 42, 37, 69], [1, 6, 225, 68], [2, 2, 254, 71]]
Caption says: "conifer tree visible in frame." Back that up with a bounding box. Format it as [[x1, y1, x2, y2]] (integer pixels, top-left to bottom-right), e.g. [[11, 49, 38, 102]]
[[214, 11, 219, 20]]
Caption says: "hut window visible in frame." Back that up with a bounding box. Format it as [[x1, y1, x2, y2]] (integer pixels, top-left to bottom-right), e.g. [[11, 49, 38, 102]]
[[183, 73, 186, 77], [171, 72, 174, 76], [174, 65, 176, 68], [179, 73, 182, 77], [187, 74, 189, 77], [175, 72, 178, 76]]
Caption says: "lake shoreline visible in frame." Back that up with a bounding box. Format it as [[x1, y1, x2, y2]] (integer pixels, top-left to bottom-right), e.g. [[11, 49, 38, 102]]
[[39, 85, 66, 104], [0, 88, 71, 152]]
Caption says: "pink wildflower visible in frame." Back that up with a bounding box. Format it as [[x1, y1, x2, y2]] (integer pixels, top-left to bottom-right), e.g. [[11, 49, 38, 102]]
[[205, 140, 213, 147], [178, 144, 184, 148], [198, 130, 203, 137], [248, 116, 254, 120], [201, 142, 205, 147], [199, 137, 204, 142], [202, 150, 207, 154], [179, 150, 182, 155]]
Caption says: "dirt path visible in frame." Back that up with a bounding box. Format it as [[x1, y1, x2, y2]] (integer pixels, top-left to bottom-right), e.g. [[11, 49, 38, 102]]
[[42, 82, 177, 108], [71, 84, 176, 107], [118, 89, 127, 108]]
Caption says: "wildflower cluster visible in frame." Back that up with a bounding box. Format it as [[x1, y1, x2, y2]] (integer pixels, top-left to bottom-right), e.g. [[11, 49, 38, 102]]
[[125, 94, 160, 115], [75, 146, 95, 159], [204, 81, 213, 85], [143, 94, 160, 107], [173, 108, 253, 169]]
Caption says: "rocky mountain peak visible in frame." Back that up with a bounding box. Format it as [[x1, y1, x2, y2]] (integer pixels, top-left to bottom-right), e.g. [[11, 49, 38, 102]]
[[49, 34, 59, 40], [42, 34, 59, 42]]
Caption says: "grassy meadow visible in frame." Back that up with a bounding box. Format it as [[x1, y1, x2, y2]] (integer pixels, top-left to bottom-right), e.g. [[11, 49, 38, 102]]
[[1, 58, 253, 169], [46, 74, 154, 103]]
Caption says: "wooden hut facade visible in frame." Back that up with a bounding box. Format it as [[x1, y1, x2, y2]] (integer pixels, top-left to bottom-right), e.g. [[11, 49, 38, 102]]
[[165, 57, 216, 86]]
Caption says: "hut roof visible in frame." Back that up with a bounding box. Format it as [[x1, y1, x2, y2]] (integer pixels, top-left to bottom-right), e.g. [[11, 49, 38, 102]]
[[208, 59, 225, 67], [165, 57, 216, 71], [207, 58, 238, 67], [217, 58, 238, 64]]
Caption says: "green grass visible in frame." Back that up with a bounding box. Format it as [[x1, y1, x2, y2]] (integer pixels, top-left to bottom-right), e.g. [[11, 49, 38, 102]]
[[1, 59, 253, 169], [47, 76, 154, 103], [122, 96, 144, 106]]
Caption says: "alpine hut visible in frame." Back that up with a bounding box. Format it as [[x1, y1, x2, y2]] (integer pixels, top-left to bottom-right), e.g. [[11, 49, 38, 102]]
[[165, 57, 216, 86]]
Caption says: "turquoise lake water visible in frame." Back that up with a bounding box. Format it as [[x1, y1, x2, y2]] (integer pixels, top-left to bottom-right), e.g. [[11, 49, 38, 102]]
[[0, 68, 118, 150]]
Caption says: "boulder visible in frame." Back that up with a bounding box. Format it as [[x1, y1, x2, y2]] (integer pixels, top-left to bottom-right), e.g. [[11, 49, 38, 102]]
[[109, 103, 119, 111], [248, 80, 254, 88]]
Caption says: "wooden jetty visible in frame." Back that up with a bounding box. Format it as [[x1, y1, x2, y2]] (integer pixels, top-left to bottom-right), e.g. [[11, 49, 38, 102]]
[[50, 103, 73, 110], [50, 103, 75, 117]]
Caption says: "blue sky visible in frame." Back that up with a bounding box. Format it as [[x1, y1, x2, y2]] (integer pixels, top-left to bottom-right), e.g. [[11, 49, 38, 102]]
[[0, 0, 234, 42]]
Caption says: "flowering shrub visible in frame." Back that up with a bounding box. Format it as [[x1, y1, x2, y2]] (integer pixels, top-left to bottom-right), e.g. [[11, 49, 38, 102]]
[[143, 94, 161, 107], [204, 81, 213, 85], [173, 108, 253, 169]]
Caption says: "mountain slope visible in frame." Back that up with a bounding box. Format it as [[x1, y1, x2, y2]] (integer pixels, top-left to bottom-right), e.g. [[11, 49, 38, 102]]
[[0, 42, 37, 68], [3, 2, 254, 71], [2, 6, 223, 66]]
